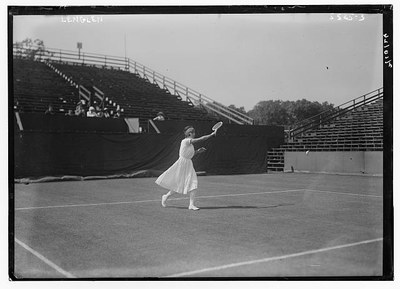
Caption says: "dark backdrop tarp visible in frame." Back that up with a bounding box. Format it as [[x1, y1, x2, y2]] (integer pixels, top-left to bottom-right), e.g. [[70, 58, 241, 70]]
[[14, 124, 283, 180], [15, 132, 179, 179]]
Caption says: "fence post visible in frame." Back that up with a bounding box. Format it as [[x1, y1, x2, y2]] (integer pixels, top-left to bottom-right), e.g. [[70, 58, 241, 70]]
[[82, 52, 85, 65], [153, 71, 155, 84], [163, 76, 165, 89], [143, 66, 146, 78], [105, 56, 107, 67], [134, 62, 137, 73], [126, 58, 130, 71], [59, 49, 62, 62], [186, 87, 189, 101], [174, 82, 176, 95]]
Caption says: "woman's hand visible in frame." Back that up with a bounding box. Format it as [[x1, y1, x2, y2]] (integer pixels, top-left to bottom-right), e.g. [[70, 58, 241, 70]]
[[197, 147, 207, 154]]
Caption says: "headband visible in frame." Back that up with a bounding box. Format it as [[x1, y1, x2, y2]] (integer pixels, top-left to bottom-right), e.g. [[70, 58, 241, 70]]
[[184, 126, 194, 134]]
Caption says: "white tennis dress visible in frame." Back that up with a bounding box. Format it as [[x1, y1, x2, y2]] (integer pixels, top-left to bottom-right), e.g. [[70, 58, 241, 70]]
[[155, 138, 198, 194]]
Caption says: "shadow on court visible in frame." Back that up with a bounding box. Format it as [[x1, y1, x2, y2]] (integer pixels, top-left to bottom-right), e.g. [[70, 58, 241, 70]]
[[167, 203, 295, 210]]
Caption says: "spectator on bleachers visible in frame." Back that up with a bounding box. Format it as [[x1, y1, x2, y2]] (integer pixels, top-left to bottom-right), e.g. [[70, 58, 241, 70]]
[[153, 112, 165, 121], [103, 108, 110, 118], [45, 104, 55, 115], [96, 106, 104, 118], [86, 106, 97, 118], [14, 100, 22, 112], [113, 109, 121, 119], [75, 100, 86, 117], [65, 109, 75, 116]]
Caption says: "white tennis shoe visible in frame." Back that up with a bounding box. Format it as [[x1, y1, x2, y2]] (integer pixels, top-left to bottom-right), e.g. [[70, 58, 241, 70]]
[[188, 205, 200, 211], [161, 195, 168, 207]]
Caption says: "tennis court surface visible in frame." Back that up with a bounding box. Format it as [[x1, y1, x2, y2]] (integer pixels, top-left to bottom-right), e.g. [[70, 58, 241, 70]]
[[12, 173, 383, 278]]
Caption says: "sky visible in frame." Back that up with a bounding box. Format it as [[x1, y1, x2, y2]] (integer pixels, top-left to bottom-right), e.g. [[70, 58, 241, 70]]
[[13, 12, 383, 111]]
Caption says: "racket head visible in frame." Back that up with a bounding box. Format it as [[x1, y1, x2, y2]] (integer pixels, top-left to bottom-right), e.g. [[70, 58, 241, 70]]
[[212, 121, 223, 131]]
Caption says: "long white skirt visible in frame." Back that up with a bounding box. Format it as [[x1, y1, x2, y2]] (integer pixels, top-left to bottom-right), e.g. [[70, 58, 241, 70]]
[[155, 157, 198, 194]]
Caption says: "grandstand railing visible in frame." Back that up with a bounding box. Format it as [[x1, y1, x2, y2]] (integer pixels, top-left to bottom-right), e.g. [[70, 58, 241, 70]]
[[78, 85, 91, 102], [13, 45, 254, 125], [44, 60, 109, 109], [44, 61, 79, 89], [126, 61, 253, 125], [288, 87, 383, 140]]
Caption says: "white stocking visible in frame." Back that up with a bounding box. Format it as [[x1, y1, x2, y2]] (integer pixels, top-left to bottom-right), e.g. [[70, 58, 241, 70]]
[[189, 190, 197, 207]]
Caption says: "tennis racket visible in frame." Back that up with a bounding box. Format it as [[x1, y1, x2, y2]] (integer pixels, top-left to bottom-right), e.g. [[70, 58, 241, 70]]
[[212, 121, 223, 132]]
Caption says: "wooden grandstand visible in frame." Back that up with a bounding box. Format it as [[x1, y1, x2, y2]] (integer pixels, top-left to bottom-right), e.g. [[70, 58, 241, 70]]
[[13, 59, 78, 114], [12, 45, 253, 126], [267, 89, 383, 172], [13, 58, 217, 126], [54, 62, 214, 122]]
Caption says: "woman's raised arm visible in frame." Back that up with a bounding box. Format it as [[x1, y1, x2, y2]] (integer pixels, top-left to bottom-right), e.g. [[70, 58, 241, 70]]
[[190, 131, 216, 144]]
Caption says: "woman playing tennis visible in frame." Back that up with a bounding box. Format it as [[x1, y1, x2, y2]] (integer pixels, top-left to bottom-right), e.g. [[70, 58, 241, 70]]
[[155, 125, 217, 211]]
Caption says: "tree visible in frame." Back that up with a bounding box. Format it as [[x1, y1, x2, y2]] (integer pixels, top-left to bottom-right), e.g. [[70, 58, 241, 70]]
[[228, 104, 247, 115], [248, 100, 290, 125], [248, 99, 334, 126], [14, 38, 49, 60]]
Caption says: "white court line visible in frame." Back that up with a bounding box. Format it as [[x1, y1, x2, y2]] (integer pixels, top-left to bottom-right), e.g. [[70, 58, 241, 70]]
[[15, 199, 163, 211], [15, 238, 76, 278], [196, 189, 302, 200], [15, 189, 303, 211], [166, 238, 383, 277], [306, 189, 382, 198], [15, 188, 381, 211]]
